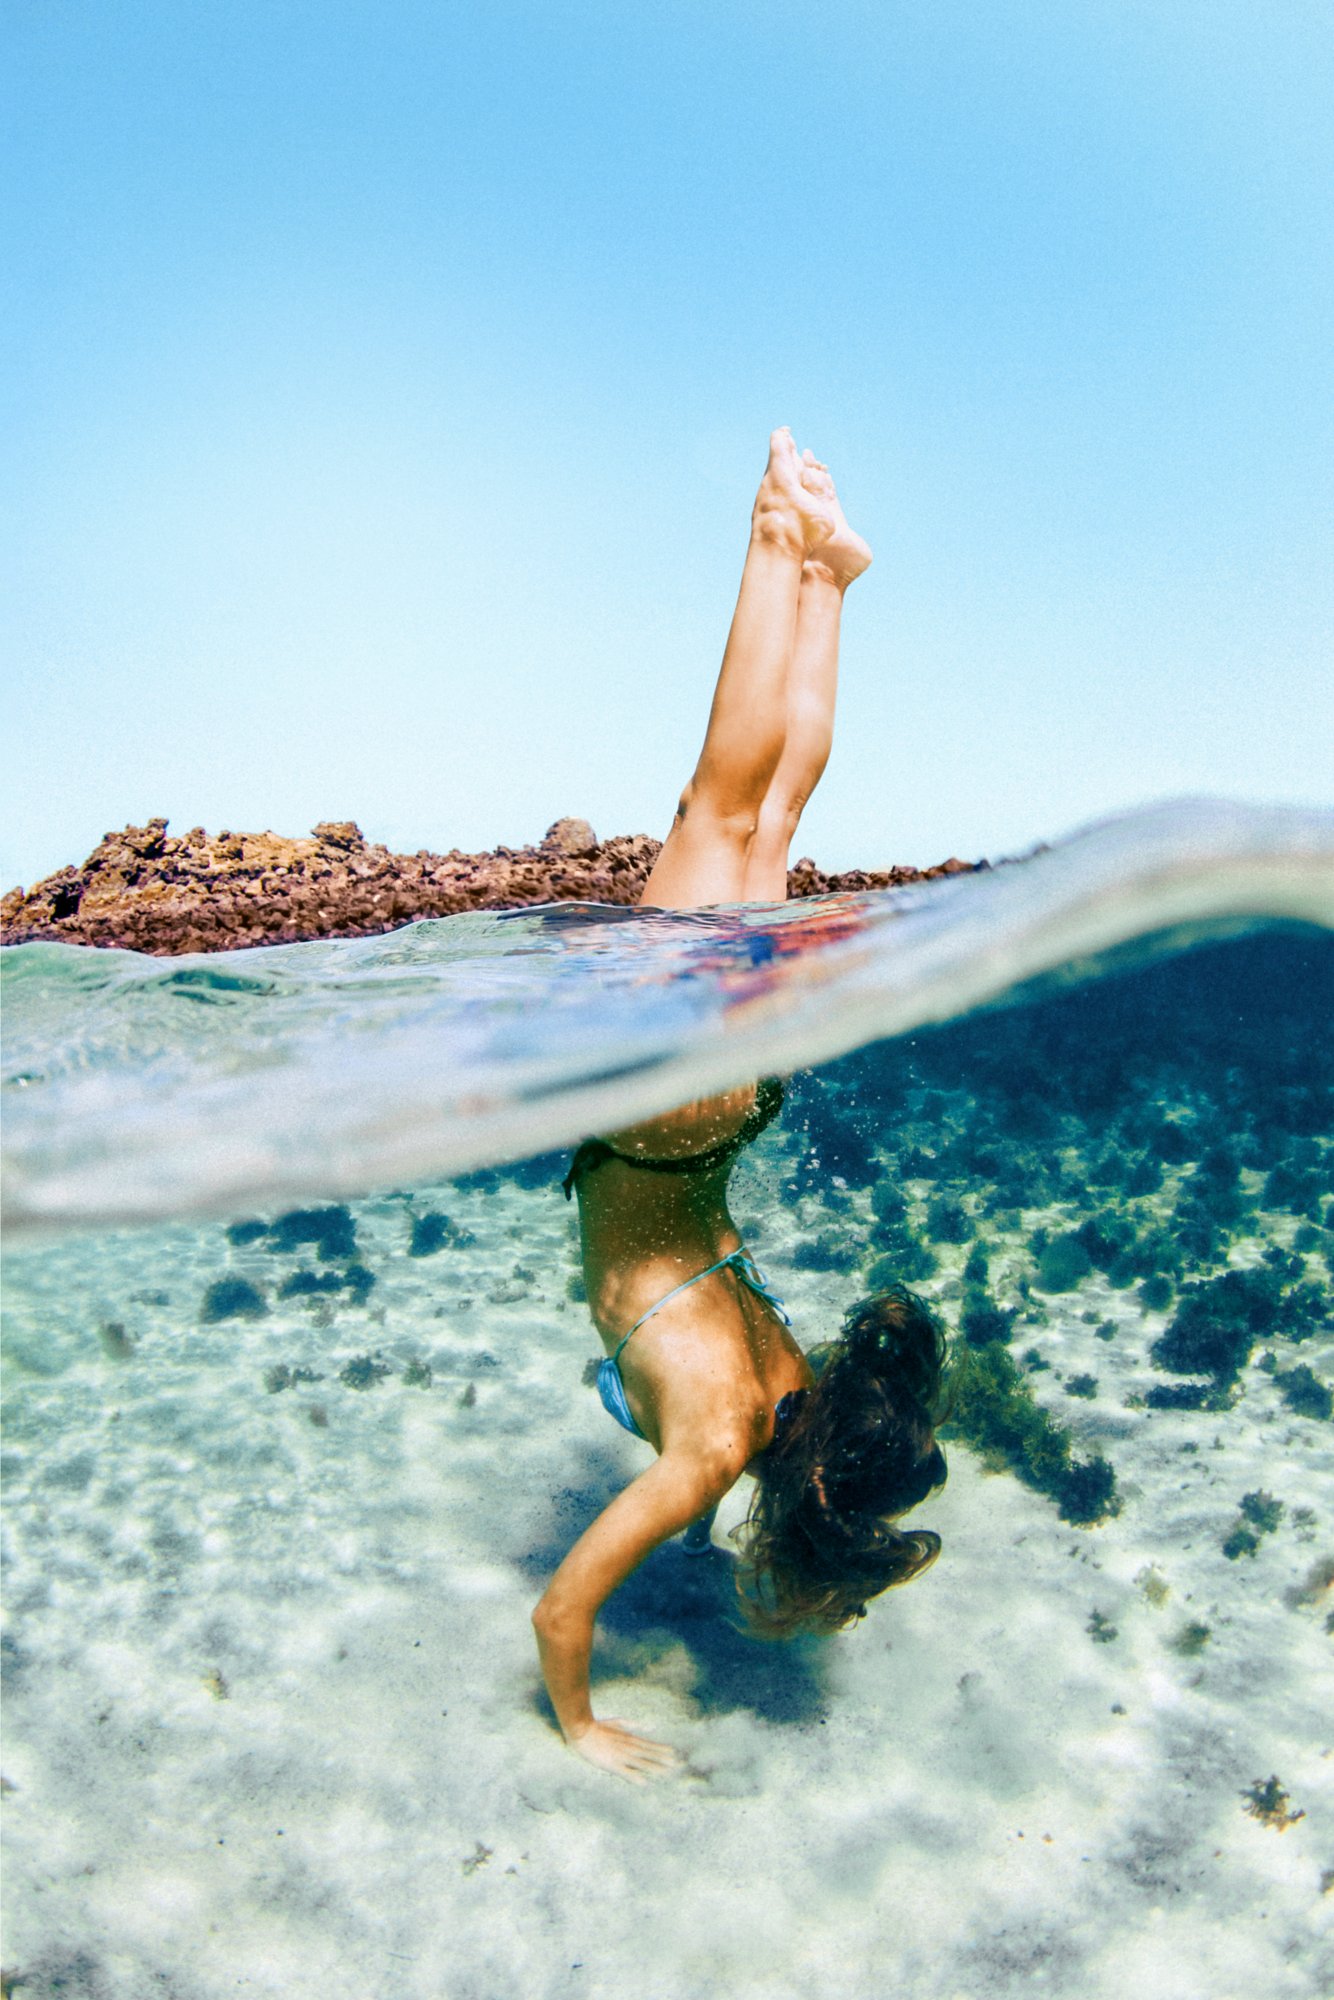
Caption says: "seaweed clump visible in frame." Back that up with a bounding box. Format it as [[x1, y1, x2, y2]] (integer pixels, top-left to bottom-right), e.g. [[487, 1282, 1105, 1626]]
[[278, 1264, 376, 1304], [1240, 1489, 1285, 1533], [1241, 1776, 1305, 1830], [278, 1268, 344, 1298], [962, 1244, 990, 1286], [1031, 1230, 1093, 1294], [409, 1210, 477, 1257], [261, 1205, 359, 1259], [201, 1277, 268, 1323], [866, 1186, 938, 1284], [1146, 1380, 1232, 1413], [925, 1196, 972, 1244], [942, 1344, 1119, 1525], [959, 1288, 1018, 1349], [1150, 1268, 1284, 1390], [793, 1232, 858, 1272], [225, 1219, 268, 1246], [1222, 1489, 1285, 1559], [1169, 1146, 1252, 1266], [223, 1203, 362, 1264], [1150, 1264, 1328, 1410], [338, 1353, 391, 1389], [401, 1358, 433, 1387], [1263, 1359, 1333, 1420], [263, 1363, 322, 1393], [1262, 1160, 1326, 1221], [866, 1235, 938, 1286], [1272, 1278, 1330, 1341]]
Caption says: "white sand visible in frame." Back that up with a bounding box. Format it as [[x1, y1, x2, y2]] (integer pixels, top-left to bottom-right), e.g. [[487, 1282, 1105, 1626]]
[[2, 1147, 1331, 2000]]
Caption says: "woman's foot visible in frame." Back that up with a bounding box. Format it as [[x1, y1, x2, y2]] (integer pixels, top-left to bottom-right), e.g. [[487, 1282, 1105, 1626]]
[[751, 427, 837, 559], [798, 451, 873, 591]]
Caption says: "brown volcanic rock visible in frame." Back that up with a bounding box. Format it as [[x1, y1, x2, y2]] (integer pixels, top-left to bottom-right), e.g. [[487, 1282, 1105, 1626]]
[[0, 818, 982, 956]]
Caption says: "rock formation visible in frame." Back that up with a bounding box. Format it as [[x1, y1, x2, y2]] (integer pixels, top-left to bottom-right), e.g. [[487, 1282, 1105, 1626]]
[[0, 817, 981, 955]]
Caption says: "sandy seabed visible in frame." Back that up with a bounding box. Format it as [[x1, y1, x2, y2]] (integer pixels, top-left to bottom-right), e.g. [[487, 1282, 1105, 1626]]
[[2, 1140, 1331, 2000]]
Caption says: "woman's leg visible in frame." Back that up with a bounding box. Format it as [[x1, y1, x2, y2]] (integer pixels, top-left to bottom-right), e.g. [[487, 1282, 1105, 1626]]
[[742, 468, 873, 902], [637, 429, 834, 911]]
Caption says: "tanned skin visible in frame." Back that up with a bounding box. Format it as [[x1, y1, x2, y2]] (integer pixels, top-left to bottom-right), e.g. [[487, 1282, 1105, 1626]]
[[533, 429, 873, 1781]]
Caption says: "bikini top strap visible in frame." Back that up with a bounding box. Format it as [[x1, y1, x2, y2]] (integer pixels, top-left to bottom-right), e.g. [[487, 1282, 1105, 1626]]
[[728, 1250, 794, 1327], [612, 1240, 800, 1368], [609, 1250, 744, 1362]]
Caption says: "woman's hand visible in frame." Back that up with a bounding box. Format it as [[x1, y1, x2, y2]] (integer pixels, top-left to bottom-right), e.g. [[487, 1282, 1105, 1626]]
[[566, 1718, 681, 1784], [534, 1449, 739, 1771]]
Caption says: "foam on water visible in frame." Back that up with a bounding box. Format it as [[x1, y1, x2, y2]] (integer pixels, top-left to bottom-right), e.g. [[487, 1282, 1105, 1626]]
[[4, 798, 1334, 1236]]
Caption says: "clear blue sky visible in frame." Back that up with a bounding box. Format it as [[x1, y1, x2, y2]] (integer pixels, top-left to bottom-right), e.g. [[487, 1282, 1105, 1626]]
[[4, 0, 1331, 893]]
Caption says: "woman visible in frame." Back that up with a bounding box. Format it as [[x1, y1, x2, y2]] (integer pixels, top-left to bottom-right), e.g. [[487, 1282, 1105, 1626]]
[[534, 429, 949, 1781]]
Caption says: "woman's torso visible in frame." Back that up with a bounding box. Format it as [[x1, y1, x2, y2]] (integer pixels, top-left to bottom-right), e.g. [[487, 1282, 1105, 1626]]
[[572, 1085, 811, 1456]]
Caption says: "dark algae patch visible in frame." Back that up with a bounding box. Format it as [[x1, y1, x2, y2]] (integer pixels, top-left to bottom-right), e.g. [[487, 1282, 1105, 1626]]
[[1153, 1269, 1288, 1382], [942, 1344, 1119, 1526], [925, 1195, 972, 1244], [783, 928, 1334, 1526], [1222, 1489, 1286, 1559], [200, 1276, 267, 1322], [1032, 1232, 1093, 1294], [264, 1363, 322, 1393], [1147, 1259, 1330, 1411], [97, 1320, 136, 1360], [409, 1209, 477, 1256], [225, 1204, 361, 1259], [1241, 1776, 1305, 1831], [959, 1287, 1018, 1348], [410, 1211, 452, 1257], [278, 1268, 346, 1298], [278, 1263, 376, 1304], [338, 1354, 392, 1389], [1259, 1348, 1333, 1420], [1239, 1489, 1285, 1533], [225, 1218, 268, 1246], [267, 1205, 359, 1261]]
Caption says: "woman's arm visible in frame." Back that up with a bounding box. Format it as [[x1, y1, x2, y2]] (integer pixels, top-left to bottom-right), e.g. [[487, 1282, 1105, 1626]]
[[532, 1444, 743, 1781]]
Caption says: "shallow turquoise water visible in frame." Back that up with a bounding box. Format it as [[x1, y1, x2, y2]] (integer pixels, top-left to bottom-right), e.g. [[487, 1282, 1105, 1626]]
[[2, 798, 1333, 2000]]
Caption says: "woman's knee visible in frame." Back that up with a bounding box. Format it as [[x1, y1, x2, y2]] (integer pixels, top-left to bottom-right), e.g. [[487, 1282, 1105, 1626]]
[[756, 786, 808, 849], [677, 778, 762, 846]]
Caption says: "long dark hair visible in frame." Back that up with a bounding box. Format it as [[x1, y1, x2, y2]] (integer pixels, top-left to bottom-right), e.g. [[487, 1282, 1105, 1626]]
[[735, 1285, 949, 1637]]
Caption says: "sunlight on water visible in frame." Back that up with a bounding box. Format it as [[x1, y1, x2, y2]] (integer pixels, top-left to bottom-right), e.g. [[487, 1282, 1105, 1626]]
[[2, 798, 1333, 2000]]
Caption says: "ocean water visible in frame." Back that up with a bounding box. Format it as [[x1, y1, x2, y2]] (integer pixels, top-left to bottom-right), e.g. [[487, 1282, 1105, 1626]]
[[2, 797, 1333, 2000]]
